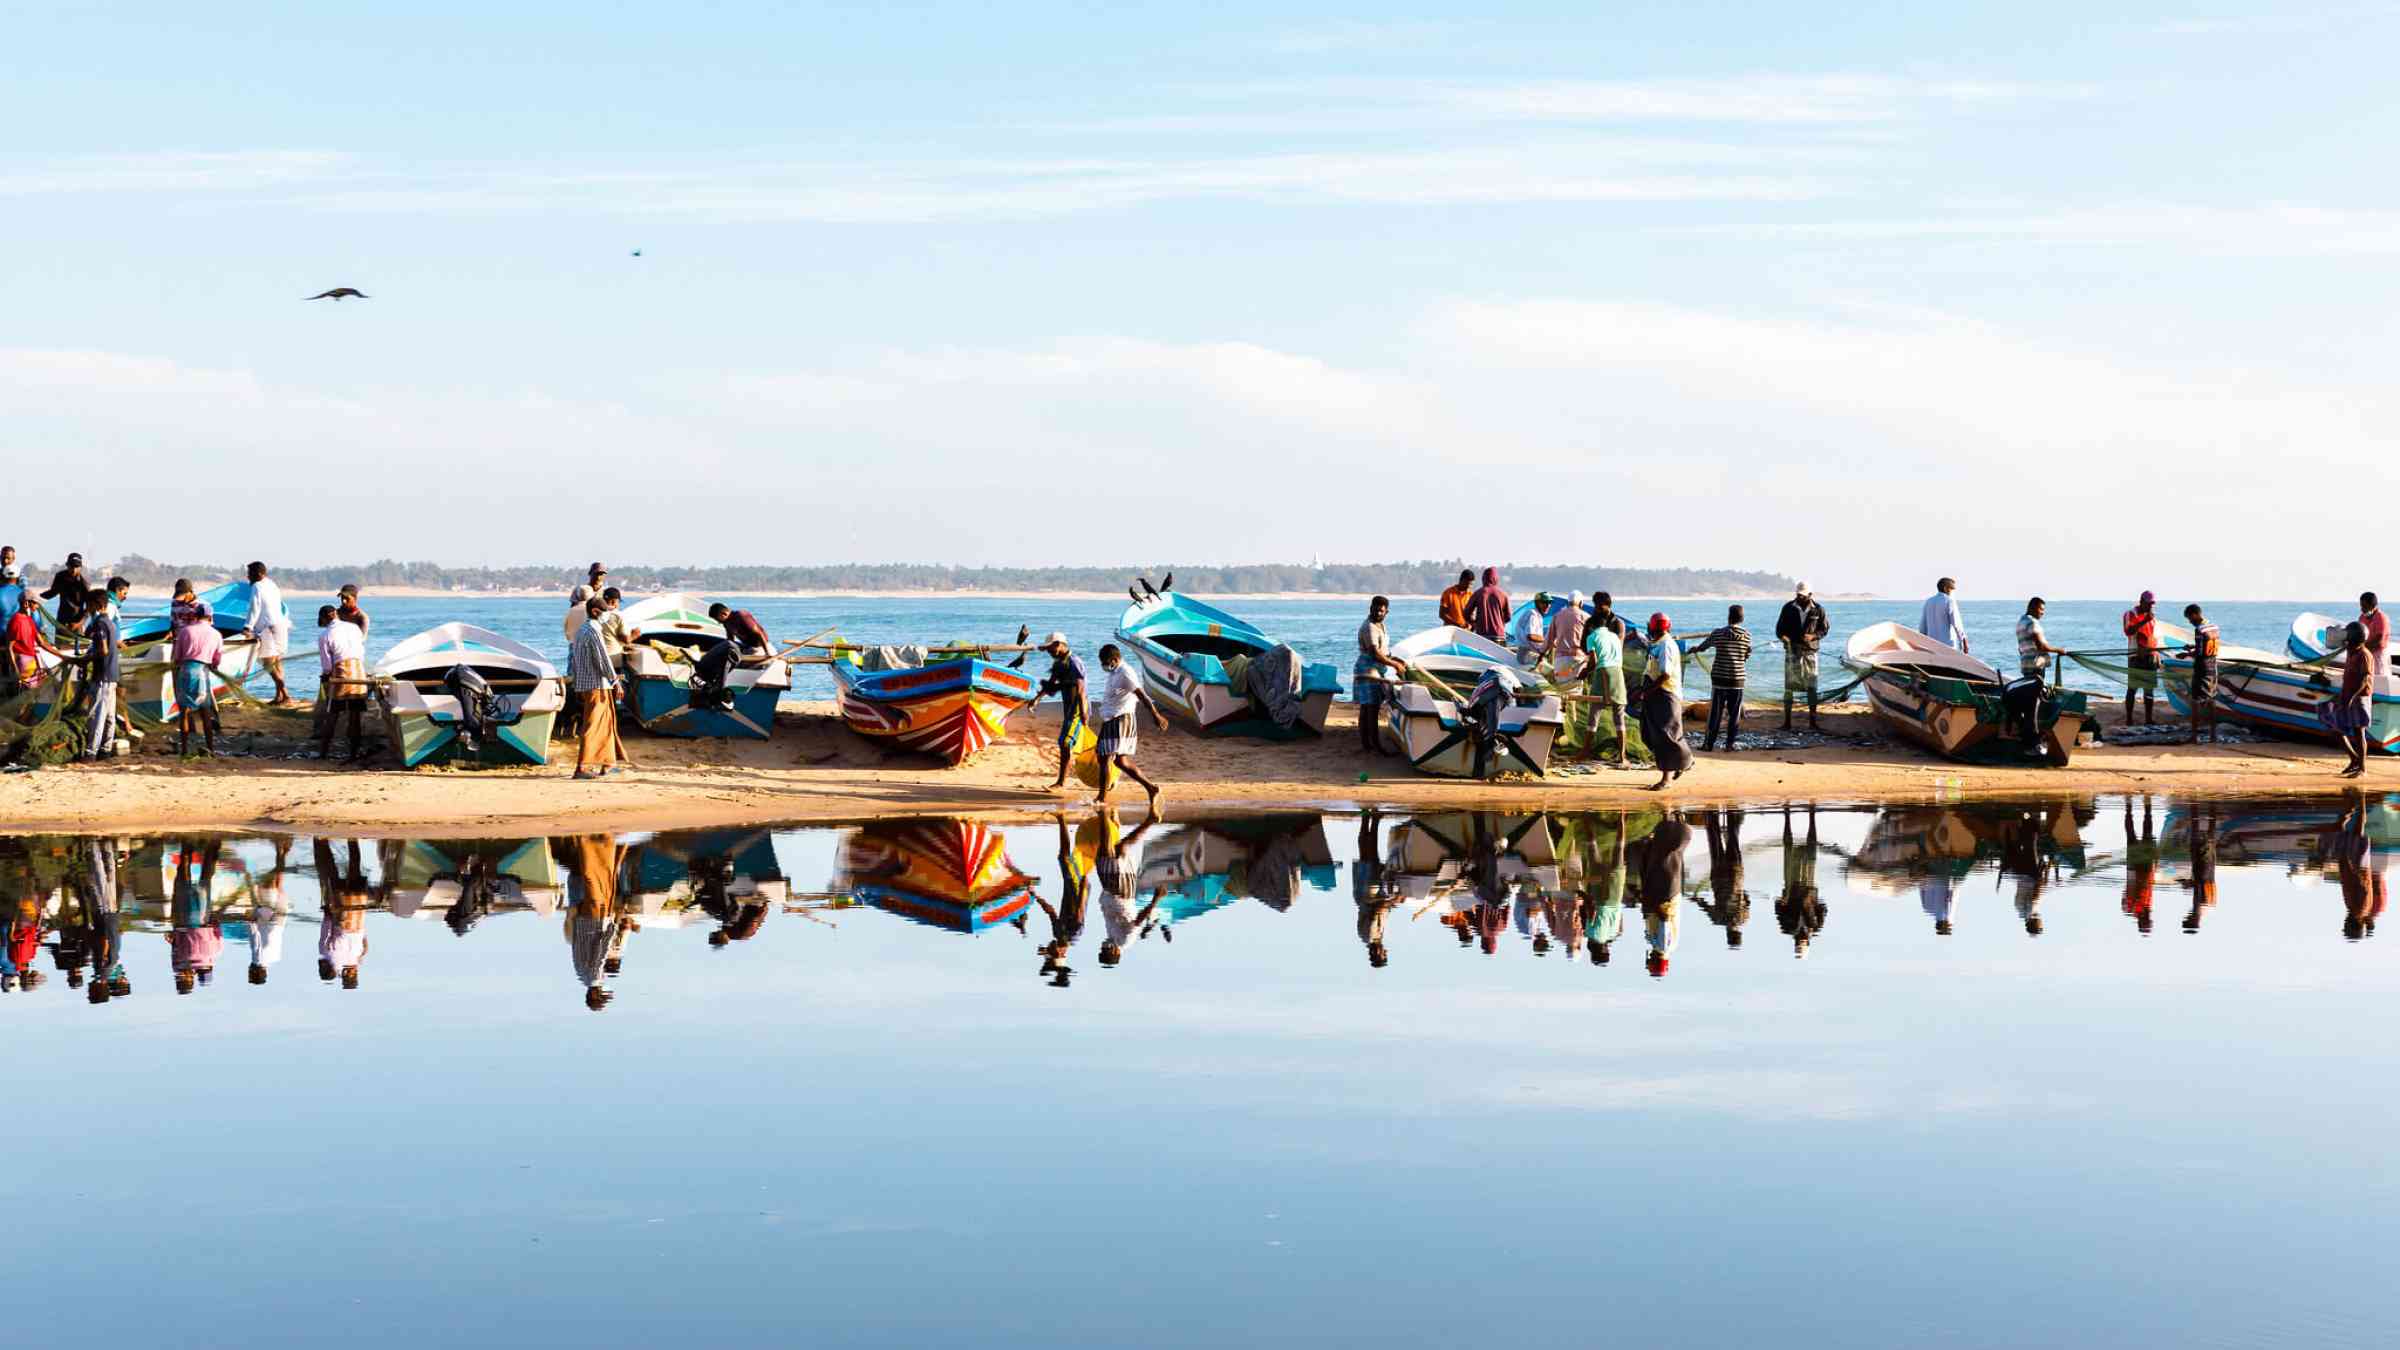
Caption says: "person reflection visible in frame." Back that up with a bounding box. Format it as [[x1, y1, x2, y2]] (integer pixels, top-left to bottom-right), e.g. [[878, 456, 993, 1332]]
[[1352, 810, 1397, 969], [1695, 808, 1748, 950], [2180, 801, 2219, 934], [77, 838, 126, 1004], [1584, 812, 1629, 967], [2121, 797, 2159, 936], [2334, 795, 2384, 941], [1997, 809, 2046, 936], [313, 838, 379, 991], [237, 837, 291, 985], [1640, 810, 1690, 978], [1461, 816, 1513, 957], [1034, 813, 1093, 987], [691, 852, 770, 950], [561, 834, 630, 1010], [169, 838, 225, 995], [1775, 809, 1827, 960], [4, 877, 44, 994], [1091, 810, 1160, 970]]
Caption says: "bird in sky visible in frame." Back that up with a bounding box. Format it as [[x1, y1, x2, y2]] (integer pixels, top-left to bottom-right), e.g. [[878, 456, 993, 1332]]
[[305, 287, 368, 301]]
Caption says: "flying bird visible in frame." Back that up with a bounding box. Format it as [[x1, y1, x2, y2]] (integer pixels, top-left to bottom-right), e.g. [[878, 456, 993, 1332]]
[[305, 288, 368, 301]]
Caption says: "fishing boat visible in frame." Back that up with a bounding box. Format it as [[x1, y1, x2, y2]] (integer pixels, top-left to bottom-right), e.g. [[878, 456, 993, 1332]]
[[1373, 626, 1564, 777], [1842, 622, 2089, 765], [2165, 620, 2400, 752], [836, 818, 1035, 932], [117, 579, 262, 723], [615, 592, 788, 739], [828, 638, 1039, 765], [1115, 587, 1340, 737], [375, 623, 565, 768]]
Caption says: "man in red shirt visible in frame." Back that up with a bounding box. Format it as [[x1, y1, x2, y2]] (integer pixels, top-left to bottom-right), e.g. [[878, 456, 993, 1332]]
[[1463, 567, 1511, 642], [7, 591, 66, 692], [2121, 590, 2162, 727]]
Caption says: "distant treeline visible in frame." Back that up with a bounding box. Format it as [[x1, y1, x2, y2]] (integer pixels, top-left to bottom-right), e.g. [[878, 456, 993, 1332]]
[[74, 556, 1796, 596]]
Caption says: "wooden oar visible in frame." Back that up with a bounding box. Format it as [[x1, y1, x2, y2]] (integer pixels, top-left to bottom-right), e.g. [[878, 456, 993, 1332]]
[[1405, 662, 1468, 706]]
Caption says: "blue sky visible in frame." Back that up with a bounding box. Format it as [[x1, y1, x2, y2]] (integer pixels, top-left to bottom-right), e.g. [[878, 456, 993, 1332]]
[[5, 2, 2396, 596]]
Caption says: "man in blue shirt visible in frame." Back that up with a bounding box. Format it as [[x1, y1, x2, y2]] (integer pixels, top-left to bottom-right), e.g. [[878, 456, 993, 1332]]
[[78, 577, 129, 760], [1036, 632, 1088, 791]]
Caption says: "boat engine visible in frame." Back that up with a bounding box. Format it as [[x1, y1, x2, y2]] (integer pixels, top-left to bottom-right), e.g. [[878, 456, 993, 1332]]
[[442, 664, 512, 750], [687, 639, 741, 713], [2000, 676, 2046, 752]]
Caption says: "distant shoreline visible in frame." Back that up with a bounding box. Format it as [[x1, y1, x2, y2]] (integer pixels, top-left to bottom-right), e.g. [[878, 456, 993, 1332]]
[[117, 586, 1875, 603]]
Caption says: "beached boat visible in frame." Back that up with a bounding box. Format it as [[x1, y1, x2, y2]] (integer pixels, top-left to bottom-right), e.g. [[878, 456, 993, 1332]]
[[1843, 622, 2089, 765], [1115, 590, 1340, 738], [2165, 620, 2400, 752], [375, 623, 565, 768], [118, 580, 262, 723], [1373, 626, 1564, 778], [828, 639, 1038, 765], [615, 592, 788, 739], [836, 818, 1035, 932]]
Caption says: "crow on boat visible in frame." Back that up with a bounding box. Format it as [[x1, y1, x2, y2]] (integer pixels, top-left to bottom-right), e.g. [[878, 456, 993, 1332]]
[[1139, 577, 1160, 599], [305, 287, 369, 301], [1159, 572, 1172, 592]]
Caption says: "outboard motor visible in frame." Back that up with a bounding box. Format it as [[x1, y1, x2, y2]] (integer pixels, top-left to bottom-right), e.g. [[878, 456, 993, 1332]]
[[443, 664, 505, 751], [687, 639, 740, 713], [2000, 676, 2046, 752], [1467, 666, 1526, 777]]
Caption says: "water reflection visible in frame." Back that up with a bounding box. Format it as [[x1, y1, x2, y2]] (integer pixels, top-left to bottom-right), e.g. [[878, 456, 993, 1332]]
[[2, 794, 2395, 1008]]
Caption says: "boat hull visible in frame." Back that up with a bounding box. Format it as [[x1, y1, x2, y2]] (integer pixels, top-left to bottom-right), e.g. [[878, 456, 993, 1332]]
[[383, 705, 560, 769], [119, 641, 262, 723], [2165, 654, 2400, 753], [620, 648, 786, 740], [832, 658, 1036, 765], [1122, 641, 1336, 738], [1861, 673, 2086, 765], [1115, 592, 1342, 739], [1378, 684, 1564, 777]]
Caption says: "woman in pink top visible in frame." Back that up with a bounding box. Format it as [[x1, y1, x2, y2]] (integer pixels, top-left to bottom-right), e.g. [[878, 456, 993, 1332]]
[[171, 603, 227, 756]]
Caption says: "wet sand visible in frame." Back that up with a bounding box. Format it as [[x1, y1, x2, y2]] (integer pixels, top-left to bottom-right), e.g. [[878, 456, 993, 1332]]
[[1, 699, 2380, 836]]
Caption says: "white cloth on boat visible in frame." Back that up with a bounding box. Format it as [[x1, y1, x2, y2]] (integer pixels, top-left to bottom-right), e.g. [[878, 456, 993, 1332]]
[[1920, 591, 1966, 649]]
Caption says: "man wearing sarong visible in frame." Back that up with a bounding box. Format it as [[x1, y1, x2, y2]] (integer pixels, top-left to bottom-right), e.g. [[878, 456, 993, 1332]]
[[241, 561, 295, 706], [1775, 583, 1829, 731], [168, 600, 223, 757], [1352, 598, 1406, 755], [2181, 604, 2222, 744], [315, 604, 369, 761], [2122, 590, 2162, 727], [1577, 609, 1630, 767], [1091, 644, 1166, 811], [569, 598, 631, 779], [1637, 612, 1692, 791]]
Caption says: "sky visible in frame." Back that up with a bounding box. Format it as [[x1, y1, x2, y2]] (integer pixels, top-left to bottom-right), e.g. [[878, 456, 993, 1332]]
[[4, 2, 2396, 598]]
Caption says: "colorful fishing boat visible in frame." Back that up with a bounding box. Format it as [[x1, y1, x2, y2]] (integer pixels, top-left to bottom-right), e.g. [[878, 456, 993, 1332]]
[[1115, 588, 1339, 737], [1842, 622, 2089, 765], [1373, 626, 1564, 778], [2165, 620, 2400, 752], [837, 818, 1035, 932], [375, 623, 565, 768], [615, 592, 788, 739], [828, 638, 1038, 765], [118, 579, 262, 723]]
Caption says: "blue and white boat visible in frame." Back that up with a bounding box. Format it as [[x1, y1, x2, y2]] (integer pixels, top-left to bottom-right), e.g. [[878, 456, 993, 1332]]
[[616, 593, 788, 740], [118, 579, 262, 723], [2165, 616, 2400, 753], [1114, 590, 1339, 738], [375, 623, 565, 768], [1374, 626, 1564, 777]]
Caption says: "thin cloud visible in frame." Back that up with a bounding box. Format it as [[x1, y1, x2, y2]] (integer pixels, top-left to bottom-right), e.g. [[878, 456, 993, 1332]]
[[0, 149, 344, 196], [1682, 201, 2400, 255], [1264, 19, 1468, 54]]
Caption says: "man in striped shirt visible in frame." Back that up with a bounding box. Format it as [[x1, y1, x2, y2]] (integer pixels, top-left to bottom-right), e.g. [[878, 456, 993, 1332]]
[[1687, 605, 1754, 751]]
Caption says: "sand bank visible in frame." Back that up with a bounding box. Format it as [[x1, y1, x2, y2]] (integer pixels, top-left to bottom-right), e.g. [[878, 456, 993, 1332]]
[[0, 702, 2380, 837]]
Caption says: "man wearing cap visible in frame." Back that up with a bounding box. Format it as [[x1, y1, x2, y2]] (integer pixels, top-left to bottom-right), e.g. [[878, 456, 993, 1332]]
[[2122, 591, 2163, 727], [1920, 577, 1967, 653], [1036, 633, 1089, 790], [42, 552, 92, 637], [1775, 583, 1830, 731], [1508, 591, 1550, 664]]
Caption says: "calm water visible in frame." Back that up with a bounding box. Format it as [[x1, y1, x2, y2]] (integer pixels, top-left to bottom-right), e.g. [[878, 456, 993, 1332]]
[[203, 592, 2337, 703], [3, 795, 2394, 1348]]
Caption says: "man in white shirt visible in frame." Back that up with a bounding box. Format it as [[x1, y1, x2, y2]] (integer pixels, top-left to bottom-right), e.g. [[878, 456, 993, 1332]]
[[1920, 577, 1967, 653], [1508, 593, 1550, 664], [242, 561, 295, 705], [1092, 643, 1168, 811], [315, 604, 369, 760]]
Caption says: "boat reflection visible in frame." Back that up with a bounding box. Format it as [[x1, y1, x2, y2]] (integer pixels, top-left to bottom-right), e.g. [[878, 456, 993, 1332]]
[[838, 818, 1035, 934]]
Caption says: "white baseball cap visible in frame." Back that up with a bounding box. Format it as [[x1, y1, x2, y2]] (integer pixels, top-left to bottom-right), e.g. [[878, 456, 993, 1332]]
[[1043, 631, 1070, 648]]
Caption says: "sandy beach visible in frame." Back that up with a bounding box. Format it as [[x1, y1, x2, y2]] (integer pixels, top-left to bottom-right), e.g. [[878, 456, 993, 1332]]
[[2, 700, 2377, 836]]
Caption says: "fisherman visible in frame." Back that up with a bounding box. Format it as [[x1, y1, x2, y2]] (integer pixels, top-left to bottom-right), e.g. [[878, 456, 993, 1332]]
[[315, 604, 369, 762], [2359, 592, 2388, 679], [2181, 603, 2222, 745], [1777, 805, 1826, 957], [336, 584, 370, 636], [1635, 612, 1692, 791], [598, 587, 630, 663], [241, 561, 295, 706], [77, 577, 128, 762], [41, 552, 91, 637], [1464, 567, 1512, 643], [1638, 812, 1689, 977], [1035, 632, 1090, 790], [314, 838, 376, 992], [1541, 589, 1587, 675], [2324, 621, 2375, 778], [1697, 808, 1748, 948], [0, 568, 24, 652], [2017, 597, 2065, 681], [1577, 594, 1632, 767], [1352, 597, 1407, 754], [565, 563, 607, 642], [8, 588, 67, 690], [169, 600, 223, 757], [1920, 577, 1967, 652], [1438, 569, 1475, 629], [569, 598, 630, 780], [1775, 582, 1829, 731], [706, 602, 771, 656], [1092, 643, 1168, 812], [1508, 592, 1550, 664], [1686, 604, 1753, 752], [2122, 590, 2162, 727], [1583, 812, 1629, 966]]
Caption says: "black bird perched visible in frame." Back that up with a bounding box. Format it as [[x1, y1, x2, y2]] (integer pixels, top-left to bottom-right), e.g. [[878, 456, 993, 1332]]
[[305, 288, 368, 301], [1127, 586, 1144, 606], [1139, 577, 1160, 598], [1159, 572, 1174, 592]]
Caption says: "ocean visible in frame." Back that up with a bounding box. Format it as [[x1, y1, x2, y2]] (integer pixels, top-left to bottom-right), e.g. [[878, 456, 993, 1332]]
[[219, 592, 2338, 705]]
